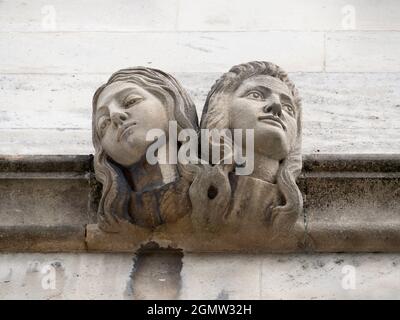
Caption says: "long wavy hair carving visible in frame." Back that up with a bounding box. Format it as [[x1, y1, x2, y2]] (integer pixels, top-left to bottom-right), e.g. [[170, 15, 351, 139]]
[[92, 67, 198, 232]]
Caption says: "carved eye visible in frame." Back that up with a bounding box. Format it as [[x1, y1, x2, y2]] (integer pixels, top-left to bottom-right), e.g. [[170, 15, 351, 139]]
[[246, 91, 264, 100], [124, 94, 143, 108], [283, 104, 295, 116]]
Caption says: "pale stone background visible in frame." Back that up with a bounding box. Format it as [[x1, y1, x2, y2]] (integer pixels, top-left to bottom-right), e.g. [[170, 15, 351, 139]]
[[0, 0, 399, 154], [1, 253, 400, 300], [1, 0, 400, 299]]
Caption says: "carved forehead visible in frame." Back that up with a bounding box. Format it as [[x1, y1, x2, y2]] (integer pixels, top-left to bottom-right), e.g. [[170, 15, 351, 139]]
[[235, 75, 292, 97], [96, 81, 148, 109]]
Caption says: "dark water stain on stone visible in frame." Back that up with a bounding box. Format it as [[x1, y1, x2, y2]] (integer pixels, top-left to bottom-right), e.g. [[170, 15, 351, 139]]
[[216, 289, 230, 300], [127, 243, 184, 300]]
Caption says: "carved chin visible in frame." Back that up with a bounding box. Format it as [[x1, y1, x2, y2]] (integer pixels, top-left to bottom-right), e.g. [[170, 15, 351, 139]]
[[104, 144, 144, 168], [258, 147, 289, 161], [255, 137, 290, 160], [122, 132, 136, 145], [253, 128, 287, 157], [120, 133, 146, 152]]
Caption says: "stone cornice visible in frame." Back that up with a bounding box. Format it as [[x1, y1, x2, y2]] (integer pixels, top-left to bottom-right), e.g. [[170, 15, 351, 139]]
[[0, 154, 399, 252]]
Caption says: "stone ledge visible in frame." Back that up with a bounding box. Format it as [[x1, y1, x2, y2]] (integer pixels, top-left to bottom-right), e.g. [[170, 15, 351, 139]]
[[3, 154, 398, 173], [302, 154, 400, 173], [0, 225, 86, 252], [0, 155, 93, 173], [0, 154, 399, 252]]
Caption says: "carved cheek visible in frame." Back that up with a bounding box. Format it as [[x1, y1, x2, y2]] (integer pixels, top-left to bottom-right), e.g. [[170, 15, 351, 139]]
[[287, 118, 297, 145], [229, 99, 243, 117], [231, 99, 257, 127]]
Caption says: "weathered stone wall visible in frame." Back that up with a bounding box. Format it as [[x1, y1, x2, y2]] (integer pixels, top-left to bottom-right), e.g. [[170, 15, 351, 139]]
[[1, 1, 400, 300], [1, 252, 400, 299], [0, 0, 399, 154]]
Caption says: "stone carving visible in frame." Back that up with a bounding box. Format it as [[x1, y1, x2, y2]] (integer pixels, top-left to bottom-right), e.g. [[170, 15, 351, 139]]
[[92, 67, 198, 232], [92, 62, 303, 239], [190, 61, 303, 234]]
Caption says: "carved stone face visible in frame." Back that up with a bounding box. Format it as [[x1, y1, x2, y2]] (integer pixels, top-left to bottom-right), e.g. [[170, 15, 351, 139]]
[[229, 75, 298, 160], [95, 81, 169, 167]]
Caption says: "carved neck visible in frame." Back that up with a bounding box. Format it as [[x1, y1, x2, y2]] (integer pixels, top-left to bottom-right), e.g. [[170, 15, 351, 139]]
[[126, 142, 178, 192], [248, 153, 280, 183]]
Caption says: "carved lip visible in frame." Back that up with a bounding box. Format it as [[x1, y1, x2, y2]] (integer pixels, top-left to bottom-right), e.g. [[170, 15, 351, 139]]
[[258, 115, 286, 131], [117, 121, 137, 142]]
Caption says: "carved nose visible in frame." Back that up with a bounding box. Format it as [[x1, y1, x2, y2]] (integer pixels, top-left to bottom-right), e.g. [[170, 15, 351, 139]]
[[111, 111, 128, 126], [264, 103, 282, 117]]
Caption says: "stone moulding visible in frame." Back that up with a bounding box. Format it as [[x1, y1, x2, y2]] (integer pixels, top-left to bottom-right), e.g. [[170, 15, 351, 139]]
[[0, 154, 399, 252]]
